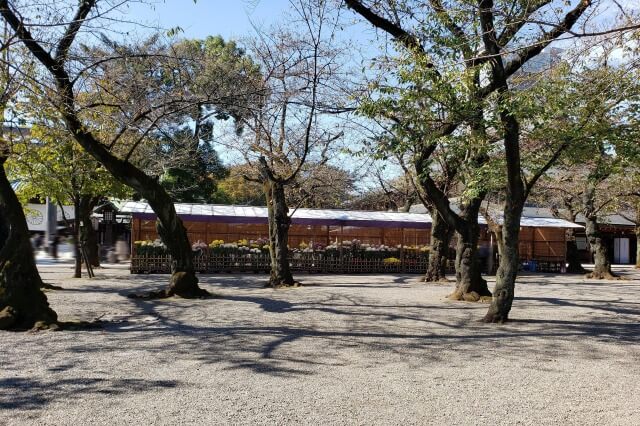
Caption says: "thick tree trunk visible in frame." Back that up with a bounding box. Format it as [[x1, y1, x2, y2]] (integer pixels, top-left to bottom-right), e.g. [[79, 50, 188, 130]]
[[448, 201, 491, 302], [154, 199, 206, 297], [565, 228, 586, 274], [483, 200, 523, 323], [584, 215, 617, 279], [636, 226, 640, 269], [73, 199, 82, 278], [53, 107, 205, 298], [635, 209, 639, 269], [482, 81, 524, 324], [582, 180, 618, 279], [414, 170, 489, 298], [424, 209, 450, 282], [0, 161, 57, 330], [265, 180, 296, 287], [79, 196, 100, 267]]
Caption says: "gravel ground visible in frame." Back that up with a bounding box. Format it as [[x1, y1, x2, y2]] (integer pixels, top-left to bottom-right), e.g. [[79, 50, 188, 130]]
[[1, 265, 639, 425]]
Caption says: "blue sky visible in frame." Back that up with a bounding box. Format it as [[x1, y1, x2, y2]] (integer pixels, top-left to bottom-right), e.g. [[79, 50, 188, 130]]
[[118, 0, 381, 179], [127, 0, 331, 40]]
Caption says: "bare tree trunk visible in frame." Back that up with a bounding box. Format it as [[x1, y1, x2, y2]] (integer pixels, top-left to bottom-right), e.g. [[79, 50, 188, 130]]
[[265, 180, 296, 287], [483, 199, 523, 323], [482, 84, 524, 323], [0, 160, 57, 330], [565, 228, 586, 274], [73, 198, 82, 278], [79, 196, 100, 267], [424, 208, 450, 282], [635, 210, 640, 269], [582, 182, 618, 279], [636, 226, 640, 269], [154, 199, 206, 297], [584, 215, 617, 279], [414, 167, 489, 299], [61, 117, 206, 298], [448, 201, 491, 301]]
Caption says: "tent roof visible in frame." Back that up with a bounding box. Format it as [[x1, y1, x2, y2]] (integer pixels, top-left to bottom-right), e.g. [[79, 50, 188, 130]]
[[120, 201, 434, 229], [120, 201, 583, 229], [517, 216, 582, 229], [410, 203, 582, 229]]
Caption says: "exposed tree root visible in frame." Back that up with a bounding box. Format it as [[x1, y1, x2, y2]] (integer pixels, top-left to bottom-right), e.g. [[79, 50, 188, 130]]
[[447, 290, 492, 302], [128, 287, 212, 300], [447, 275, 492, 302], [0, 306, 60, 331], [585, 271, 623, 280], [423, 276, 449, 284], [56, 319, 106, 331], [480, 312, 508, 324], [18, 319, 105, 332], [268, 280, 302, 288], [41, 282, 64, 290], [128, 271, 211, 299]]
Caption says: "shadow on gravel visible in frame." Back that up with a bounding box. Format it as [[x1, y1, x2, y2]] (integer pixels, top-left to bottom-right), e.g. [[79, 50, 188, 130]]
[[0, 377, 180, 410], [26, 270, 640, 379], [516, 296, 640, 316], [50, 289, 636, 378]]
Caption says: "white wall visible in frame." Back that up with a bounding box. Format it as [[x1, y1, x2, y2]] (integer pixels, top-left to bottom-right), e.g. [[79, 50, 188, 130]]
[[24, 203, 75, 232]]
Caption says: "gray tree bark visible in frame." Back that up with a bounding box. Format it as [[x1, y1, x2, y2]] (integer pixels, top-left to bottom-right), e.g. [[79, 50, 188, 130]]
[[565, 228, 586, 274], [79, 195, 100, 267], [448, 200, 491, 301], [582, 182, 618, 279], [264, 179, 296, 287], [0, 160, 58, 330], [424, 208, 451, 282], [0, 4, 207, 299]]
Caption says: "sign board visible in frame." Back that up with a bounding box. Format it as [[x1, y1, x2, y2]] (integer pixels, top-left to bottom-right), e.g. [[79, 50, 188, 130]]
[[24, 203, 75, 232]]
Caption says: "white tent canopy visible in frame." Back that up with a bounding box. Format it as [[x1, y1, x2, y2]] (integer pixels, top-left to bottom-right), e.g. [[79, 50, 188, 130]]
[[119, 201, 582, 229]]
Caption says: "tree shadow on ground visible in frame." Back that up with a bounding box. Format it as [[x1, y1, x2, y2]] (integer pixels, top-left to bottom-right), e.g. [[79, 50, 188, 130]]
[[49, 286, 637, 379], [22, 269, 640, 381], [0, 377, 180, 410], [516, 296, 640, 317]]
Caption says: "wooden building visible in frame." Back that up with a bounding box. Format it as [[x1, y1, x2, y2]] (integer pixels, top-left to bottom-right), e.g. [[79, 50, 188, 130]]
[[129, 204, 432, 249], [121, 201, 581, 274], [574, 214, 637, 265]]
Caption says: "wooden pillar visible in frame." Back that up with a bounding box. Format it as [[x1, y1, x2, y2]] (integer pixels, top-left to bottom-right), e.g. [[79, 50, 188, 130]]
[[563, 227, 568, 272], [531, 228, 535, 261], [400, 227, 405, 272], [339, 225, 344, 272]]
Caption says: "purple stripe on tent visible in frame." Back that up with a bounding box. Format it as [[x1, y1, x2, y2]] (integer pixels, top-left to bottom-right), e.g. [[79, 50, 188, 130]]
[[132, 213, 431, 229]]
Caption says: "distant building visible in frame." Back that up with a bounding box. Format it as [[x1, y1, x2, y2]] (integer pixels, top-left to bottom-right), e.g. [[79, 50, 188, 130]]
[[519, 207, 636, 265]]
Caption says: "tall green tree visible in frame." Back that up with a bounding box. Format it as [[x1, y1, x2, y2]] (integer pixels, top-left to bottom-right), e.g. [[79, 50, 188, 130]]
[[8, 94, 130, 277], [158, 128, 228, 203], [1, 1, 260, 298], [0, 23, 56, 330], [346, 0, 639, 321], [227, 1, 347, 287], [534, 63, 640, 278]]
